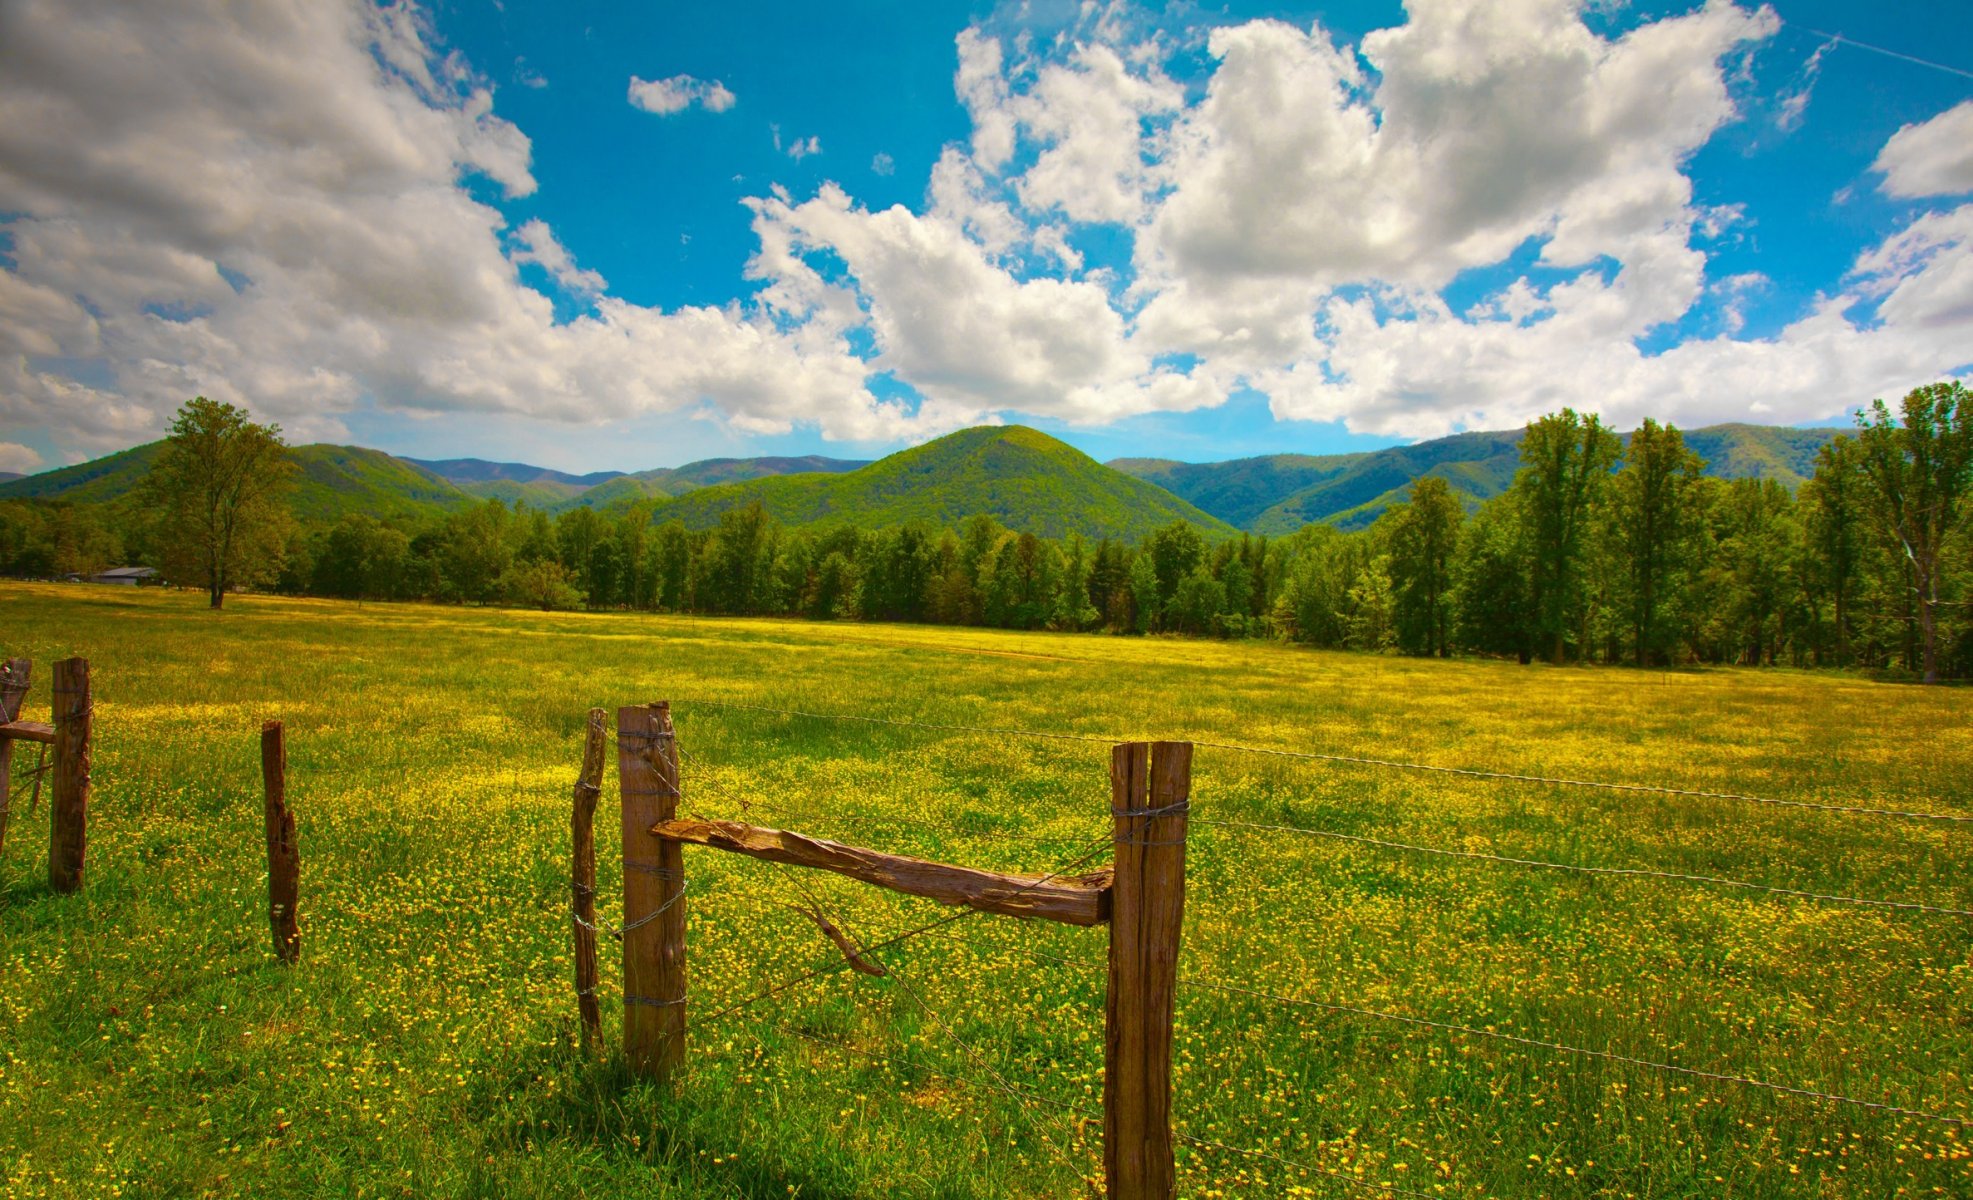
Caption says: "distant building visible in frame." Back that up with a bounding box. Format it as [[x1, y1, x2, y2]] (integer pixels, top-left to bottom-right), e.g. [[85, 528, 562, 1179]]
[[87, 566, 159, 586]]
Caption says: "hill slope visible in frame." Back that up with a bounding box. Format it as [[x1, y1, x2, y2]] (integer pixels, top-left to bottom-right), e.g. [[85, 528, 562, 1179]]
[[0, 442, 476, 522], [652, 425, 1234, 540], [1113, 423, 1850, 533]]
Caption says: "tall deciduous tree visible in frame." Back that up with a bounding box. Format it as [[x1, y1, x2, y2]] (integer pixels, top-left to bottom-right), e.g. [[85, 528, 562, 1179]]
[[1386, 476, 1465, 657], [1855, 381, 1973, 684], [142, 396, 295, 609], [1512, 409, 1621, 663], [1799, 436, 1866, 665], [1607, 419, 1704, 666]]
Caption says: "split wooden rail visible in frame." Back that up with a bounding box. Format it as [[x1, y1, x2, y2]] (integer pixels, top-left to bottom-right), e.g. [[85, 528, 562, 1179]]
[[581, 700, 1191, 1200], [0, 656, 92, 892]]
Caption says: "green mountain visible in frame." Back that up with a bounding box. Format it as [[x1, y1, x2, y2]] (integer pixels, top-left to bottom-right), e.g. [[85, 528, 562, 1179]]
[[1112, 423, 1850, 533], [651, 425, 1235, 540], [565, 455, 869, 512], [0, 441, 476, 523]]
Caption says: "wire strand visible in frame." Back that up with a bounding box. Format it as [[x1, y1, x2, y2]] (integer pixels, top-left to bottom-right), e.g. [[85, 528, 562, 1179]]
[[1180, 974, 1973, 1130], [1196, 815, 1973, 917], [675, 697, 1972, 826]]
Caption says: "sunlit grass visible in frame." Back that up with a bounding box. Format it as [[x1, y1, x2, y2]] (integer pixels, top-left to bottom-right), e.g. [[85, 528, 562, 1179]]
[[1, 581, 1968, 1198]]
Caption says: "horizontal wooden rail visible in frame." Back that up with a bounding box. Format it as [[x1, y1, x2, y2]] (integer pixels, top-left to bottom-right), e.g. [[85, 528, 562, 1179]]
[[651, 817, 1113, 926], [0, 720, 54, 744]]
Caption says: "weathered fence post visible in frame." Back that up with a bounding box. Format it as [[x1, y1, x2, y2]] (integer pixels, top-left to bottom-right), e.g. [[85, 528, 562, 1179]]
[[49, 657, 90, 894], [261, 720, 300, 964], [570, 707, 607, 1051], [0, 658, 29, 862], [617, 700, 686, 1080], [1106, 740, 1191, 1200]]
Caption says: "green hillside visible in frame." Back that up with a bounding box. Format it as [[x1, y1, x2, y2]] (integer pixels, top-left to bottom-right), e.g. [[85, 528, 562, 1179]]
[[1114, 423, 1851, 532], [651, 425, 1235, 540], [565, 455, 868, 512], [0, 442, 476, 523], [456, 478, 594, 508]]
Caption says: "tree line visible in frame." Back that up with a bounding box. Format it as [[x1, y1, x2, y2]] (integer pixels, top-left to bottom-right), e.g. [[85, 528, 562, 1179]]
[[3, 385, 1968, 681]]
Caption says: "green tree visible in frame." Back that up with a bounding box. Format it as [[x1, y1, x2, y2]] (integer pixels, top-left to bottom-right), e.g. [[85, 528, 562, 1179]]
[[1606, 419, 1705, 666], [1386, 477, 1464, 657], [141, 396, 296, 608], [1512, 409, 1621, 663], [1855, 382, 1973, 684], [1800, 436, 1867, 665]]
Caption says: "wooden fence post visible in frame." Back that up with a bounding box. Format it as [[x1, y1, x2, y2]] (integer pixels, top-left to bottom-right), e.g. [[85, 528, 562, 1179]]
[[1105, 740, 1191, 1200], [261, 720, 300, 964], [571, 707, 607, 1052], [617, 701, 686, 1080], [49, 657, 90, 894], [0, 658, 29, 862]]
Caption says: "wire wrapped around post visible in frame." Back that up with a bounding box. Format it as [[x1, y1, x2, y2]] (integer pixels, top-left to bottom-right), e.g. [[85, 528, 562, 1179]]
[[617, 701, 686, 1080]]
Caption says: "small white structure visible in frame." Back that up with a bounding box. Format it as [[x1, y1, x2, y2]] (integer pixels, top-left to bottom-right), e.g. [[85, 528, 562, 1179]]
[[87, 566, 159, 586]]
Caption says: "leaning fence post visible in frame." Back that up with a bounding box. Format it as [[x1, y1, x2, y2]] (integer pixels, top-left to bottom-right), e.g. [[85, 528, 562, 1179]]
[[1105, 740, 1191, 1200], [617, 700, 686, 1080], [261, 720, 300, 964], [0, 658, 29, 863], [570, 707, 608, 1052], [49, 657, 90, 894]]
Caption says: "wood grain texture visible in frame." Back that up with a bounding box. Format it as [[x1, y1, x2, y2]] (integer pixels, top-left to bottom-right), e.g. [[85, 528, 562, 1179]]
[[0, 659, 28, 863], [618, 701, 686, 1080], [570, 708, 607, 1052], [651, 817, 1115, 927], [261, 721, 300, 964], [1105, 740, 1190, 1200], [0, 721, 54, 743], [49, 657, 89, 894]]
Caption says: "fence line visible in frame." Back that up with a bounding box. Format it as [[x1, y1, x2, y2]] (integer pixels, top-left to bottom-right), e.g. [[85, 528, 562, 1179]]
[[1178, 974, 1972, 1129], [675, 697, 1973, 826], [1195, 814, 1973, 918]]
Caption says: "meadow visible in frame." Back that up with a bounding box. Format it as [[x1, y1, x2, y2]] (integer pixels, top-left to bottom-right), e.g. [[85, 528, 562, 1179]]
[[1, 581, 1969, 1199]]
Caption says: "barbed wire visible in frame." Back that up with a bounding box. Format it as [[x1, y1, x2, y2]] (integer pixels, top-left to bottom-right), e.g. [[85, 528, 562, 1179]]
[[674, 697, 1973, 826], [1180, 974, 1972, 1130], [1195, 814, 1973, 918]]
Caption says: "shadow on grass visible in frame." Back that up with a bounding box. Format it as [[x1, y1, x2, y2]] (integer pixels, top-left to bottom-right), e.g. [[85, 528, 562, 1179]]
[[477, 1035, 868, 1200]]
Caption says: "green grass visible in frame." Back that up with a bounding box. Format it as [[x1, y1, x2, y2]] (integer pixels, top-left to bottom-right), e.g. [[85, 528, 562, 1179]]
[[1, 582, 1969, 1199]]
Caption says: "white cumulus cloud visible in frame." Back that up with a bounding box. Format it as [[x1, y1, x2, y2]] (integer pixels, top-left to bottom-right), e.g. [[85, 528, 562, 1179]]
[[1874, 101, 1973, 199], [627, 73, 737, 115]]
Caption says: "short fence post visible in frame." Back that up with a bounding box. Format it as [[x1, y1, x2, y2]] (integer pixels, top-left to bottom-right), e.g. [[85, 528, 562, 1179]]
[[49, 657, 90, 894], [570, 707, 607, 1052], [261, 720, 300, 964], [0, 658, 29, 863], [1105, 740, 1191, 1200], [617, 701, 686, 1080]]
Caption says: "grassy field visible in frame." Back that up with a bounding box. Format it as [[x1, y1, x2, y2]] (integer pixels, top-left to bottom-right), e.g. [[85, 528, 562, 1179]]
[[1, 582, 1969, 1199]]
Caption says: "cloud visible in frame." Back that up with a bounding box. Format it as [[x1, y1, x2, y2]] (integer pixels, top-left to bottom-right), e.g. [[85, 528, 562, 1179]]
[[773, 127, 822, 160], [509, 218, 606, 295], [871, 152, 895, 176], [0, 441, 42, 473], [0, 0, 924, 455], [1874, 101, 1973, 199], [627, 73, 736, 115]]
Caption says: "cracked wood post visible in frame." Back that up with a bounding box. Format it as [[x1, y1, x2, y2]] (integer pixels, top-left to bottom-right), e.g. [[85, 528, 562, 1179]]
[[0, 658, 28, 863], [1105, 740, 1191, 1200], [570, 707, 607, 1052], [49, 657, 90, 894], [261, 721, 300, 964], [618, 701, 685, 1080]]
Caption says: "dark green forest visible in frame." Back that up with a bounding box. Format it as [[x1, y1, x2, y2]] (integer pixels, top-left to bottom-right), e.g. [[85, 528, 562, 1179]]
[[4, 384, 1968, 680]]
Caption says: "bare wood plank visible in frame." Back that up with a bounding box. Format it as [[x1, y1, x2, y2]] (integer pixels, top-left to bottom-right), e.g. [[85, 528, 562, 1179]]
[[0, 659, 26, 862], [650, 817, 1115, 927], [49, 657, 89, 894], [0, 721, 55, 744], [261, 721, 300, 964], [1105, 740, 1190, 1200], [570, 707, 607, 1052], [618, 701, 686, 1080]]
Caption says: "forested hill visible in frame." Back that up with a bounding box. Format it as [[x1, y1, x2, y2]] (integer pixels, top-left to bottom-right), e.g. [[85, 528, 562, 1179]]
[[405, 453, 870, 511], [0, 442, 477, 523], [1112, 422, 1849, 533], [646, 425, 1235, 541]]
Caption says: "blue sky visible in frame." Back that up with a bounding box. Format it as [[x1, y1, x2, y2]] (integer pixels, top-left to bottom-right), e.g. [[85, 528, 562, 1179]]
[[1, 0, 1970, 475]]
